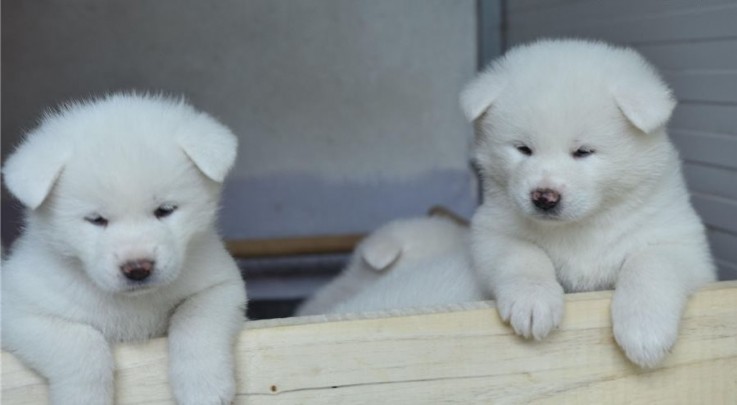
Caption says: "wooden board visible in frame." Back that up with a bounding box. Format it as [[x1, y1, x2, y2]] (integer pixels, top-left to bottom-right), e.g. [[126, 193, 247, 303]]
[[225, 234, 365, 258], [2, 281, 736, 404]]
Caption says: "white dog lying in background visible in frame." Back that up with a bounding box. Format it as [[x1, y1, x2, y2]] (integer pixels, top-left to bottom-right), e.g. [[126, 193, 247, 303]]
[[461, 39, 716, 367], [1, 94, 247, 404], [297, 216, 486, 316]]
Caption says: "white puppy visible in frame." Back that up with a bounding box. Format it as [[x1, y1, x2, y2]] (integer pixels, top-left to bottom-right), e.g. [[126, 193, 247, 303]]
[[1, 94, 247, 404], [461, 39, 715, 368], [297, 216, 485, 316]]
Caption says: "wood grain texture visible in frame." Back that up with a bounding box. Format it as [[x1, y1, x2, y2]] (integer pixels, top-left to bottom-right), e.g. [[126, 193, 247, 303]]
[[2, 281, 736, 404]]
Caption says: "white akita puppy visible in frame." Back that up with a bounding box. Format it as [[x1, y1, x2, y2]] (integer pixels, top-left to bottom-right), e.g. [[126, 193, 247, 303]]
[[460, 39, 715, 368], [297, 216, 485, 316], [1, 94, 247, 404]]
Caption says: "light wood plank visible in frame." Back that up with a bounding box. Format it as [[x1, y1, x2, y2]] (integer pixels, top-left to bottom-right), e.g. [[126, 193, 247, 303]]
[[2, 282, 736, 404]]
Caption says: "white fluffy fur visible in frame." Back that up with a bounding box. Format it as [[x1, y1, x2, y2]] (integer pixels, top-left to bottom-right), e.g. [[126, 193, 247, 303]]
[[1, 94, 247, 404], [297, 216, 486, 316], [461, 39, 715, 368]]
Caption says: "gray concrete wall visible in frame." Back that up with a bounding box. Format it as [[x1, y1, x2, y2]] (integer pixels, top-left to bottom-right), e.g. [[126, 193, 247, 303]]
[[1, 1, 480, 242]]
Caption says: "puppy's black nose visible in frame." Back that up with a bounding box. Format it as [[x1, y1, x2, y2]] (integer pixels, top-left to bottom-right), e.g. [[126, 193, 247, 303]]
[[120, 260, 154, 281], [531, 188, 561, 212]]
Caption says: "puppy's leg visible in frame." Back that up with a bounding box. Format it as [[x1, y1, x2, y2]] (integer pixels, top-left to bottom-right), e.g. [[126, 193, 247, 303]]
[[473, 233, 564, 340], [612, 246, 714, 368], [2, 313, 113, 405], [168, 280, 246, 405]]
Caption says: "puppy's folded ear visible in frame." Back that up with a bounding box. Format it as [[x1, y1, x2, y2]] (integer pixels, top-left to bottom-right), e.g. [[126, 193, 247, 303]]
[[3, 129, 72, 209], [611, 68, 676, 134], [178, 118, 238, 183], [360, 235, 403, 272], [460, 65, 507, 122]]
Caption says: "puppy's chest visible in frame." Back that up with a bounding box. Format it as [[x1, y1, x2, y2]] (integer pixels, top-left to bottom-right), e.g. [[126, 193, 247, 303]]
[[534, 234, 624, 293], [85, 295, 181, 342]]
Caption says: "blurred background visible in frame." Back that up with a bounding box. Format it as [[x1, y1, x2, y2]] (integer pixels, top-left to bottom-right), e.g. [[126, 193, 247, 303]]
[[2, 0, 735, 318]]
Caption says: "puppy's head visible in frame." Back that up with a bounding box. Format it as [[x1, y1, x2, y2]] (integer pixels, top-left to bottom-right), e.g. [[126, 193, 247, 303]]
[[3, 93, 238, 294], [461, 39, 676, 223]]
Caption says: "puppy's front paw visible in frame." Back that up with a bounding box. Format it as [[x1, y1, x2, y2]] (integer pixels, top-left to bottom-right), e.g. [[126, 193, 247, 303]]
[[495, 280, 565, 340], [612, 297, 679, 368], [170, 362, 235, 405]]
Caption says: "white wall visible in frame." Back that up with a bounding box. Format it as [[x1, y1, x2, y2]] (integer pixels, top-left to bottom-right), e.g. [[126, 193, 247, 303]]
[[1, 1, 479, 241]]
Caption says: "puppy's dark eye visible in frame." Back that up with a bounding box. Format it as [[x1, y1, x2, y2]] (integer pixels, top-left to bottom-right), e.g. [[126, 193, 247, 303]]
[[85, 215, 108, 227], [516, 145, 533, 156], [573, 148, 595, 158], [154, 204, 177, 219]]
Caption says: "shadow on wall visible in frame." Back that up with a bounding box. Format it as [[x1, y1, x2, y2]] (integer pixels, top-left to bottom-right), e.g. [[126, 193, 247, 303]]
[[219, 169, 477, 240]]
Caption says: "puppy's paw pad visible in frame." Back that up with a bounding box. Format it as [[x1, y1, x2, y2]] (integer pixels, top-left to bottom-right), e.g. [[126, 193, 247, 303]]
[[496, 282, 564, 340]]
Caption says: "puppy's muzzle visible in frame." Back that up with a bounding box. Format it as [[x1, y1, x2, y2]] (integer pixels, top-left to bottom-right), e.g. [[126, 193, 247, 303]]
[[120, 259, 155, 281], [531, 188, 561, 212]]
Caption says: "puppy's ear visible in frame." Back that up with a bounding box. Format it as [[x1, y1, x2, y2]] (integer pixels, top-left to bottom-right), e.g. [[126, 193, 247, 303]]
[[460, 67, 506, 122], [178, 120, 238, 183], [360, 235, 402, 272], [611, 70, 676, 134], [2, 129, 72, 209]]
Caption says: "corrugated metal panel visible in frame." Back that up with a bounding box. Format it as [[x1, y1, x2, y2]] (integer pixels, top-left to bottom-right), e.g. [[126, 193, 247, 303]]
[[507, 0, 734, 16], [508, 4, 737, 45], [665, 72, 737, 104], [670, 103, 737, 135], [637, 39, 737, 71], [693, 194, 737, 234], [716, 259, 737, 280], [672, 130, 737, 170], [683, 163, 737, 201]]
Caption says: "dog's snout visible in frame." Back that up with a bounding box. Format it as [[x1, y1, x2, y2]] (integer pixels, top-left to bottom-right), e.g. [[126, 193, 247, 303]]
[[531, 188, 561, 212], [120, 260, 155, 281]]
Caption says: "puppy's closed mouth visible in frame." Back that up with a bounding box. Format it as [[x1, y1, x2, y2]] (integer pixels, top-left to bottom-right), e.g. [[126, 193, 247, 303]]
[[120, 281, 158, 295], [536, 212, 562, 219], [530, 209, 564, 222]]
